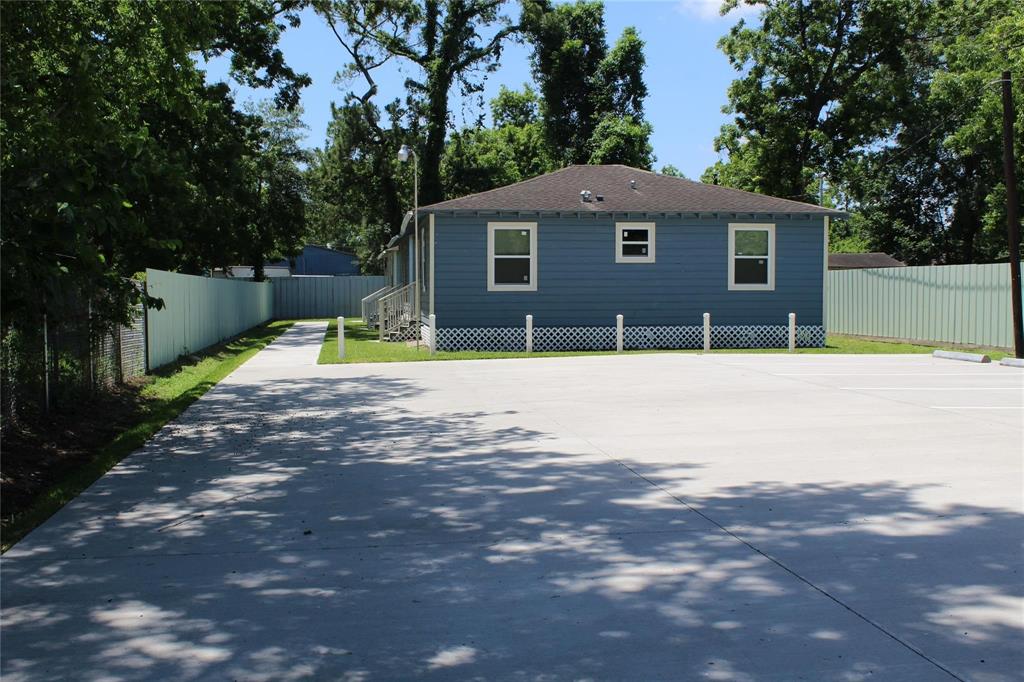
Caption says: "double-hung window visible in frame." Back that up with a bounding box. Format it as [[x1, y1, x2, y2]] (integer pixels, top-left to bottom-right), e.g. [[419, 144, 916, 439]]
[[487, 222, 537, 291], [615, 222, 655, 263], [728, 223, 775, 291]]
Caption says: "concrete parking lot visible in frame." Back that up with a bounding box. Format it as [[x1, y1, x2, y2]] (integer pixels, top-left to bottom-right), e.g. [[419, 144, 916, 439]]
[[2, 321, 1022, 681]]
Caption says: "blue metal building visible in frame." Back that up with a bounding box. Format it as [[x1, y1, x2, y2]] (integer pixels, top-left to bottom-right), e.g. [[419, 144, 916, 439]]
[[269, 245, 361, 276]]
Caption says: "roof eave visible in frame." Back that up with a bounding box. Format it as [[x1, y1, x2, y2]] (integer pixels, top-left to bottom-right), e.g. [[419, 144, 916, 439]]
[[424, 207, 847, 219]]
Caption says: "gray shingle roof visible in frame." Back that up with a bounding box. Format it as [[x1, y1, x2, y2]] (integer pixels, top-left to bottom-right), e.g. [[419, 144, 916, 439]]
[[828, 252, 906, 269], [421, 164, 845, 216]]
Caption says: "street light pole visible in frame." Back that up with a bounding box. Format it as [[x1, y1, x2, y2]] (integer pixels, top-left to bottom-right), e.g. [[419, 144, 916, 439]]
[[398, 144, 420, 349], [1000, 71, 1022, 358]]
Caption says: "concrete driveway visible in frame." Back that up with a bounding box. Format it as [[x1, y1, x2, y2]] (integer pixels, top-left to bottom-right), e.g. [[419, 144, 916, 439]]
[[2, 321, 1022, 681]]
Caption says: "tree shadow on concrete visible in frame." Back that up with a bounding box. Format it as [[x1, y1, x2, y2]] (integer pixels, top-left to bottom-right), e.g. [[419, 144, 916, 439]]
[[1, 372, 1021, 682]]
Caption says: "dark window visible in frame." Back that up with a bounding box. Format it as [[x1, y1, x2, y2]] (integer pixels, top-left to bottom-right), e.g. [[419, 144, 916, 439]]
[[494, 258, 530, 284], [734, 257, 768, 284], [617, 225, 654, 261]]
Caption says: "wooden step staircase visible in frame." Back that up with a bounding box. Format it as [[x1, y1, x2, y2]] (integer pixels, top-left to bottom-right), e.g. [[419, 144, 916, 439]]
[[376, 282, 419, 342]]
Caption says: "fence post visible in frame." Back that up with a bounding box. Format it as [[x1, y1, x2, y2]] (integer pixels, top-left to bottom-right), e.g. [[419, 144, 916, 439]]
[[88, 301, 95, 391], [428, 314, 437, 355], [703, 313, 711, 353], [43, 312, 50, 412], [788, 313, 796, 352], [115, 320, 124, 384], [525, 314, 533, 353], [616, 314, 624, 352], [337, 317, 345, 359], [142, 280, 150, 373]]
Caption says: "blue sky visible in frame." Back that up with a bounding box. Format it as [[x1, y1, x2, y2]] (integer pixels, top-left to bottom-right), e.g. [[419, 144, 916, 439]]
[[204, 0, 758, 179]]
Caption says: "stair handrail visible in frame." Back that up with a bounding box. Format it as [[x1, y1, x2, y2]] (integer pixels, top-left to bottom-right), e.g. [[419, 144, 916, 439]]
[[377, 282, 416, 341], [362, 285, 395, 326]]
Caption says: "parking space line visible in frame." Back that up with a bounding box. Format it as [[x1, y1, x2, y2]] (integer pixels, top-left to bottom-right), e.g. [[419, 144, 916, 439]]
[[840, 387, 1022, 391], [929, 406, 1023, 410], [775, 372, 1014, 377], [708, 354, 1024, 432]]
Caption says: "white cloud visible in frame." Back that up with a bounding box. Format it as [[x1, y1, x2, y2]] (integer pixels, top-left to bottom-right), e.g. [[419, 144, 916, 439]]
[[675, 0, 760, 21]]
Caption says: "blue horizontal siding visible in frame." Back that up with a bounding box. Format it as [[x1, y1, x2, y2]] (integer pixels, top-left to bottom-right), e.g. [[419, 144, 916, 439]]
[[433, 215, 824, 327]]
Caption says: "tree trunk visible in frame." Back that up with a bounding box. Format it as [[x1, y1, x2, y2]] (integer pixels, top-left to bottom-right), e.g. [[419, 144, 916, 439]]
[[420, 71, 453, 205]]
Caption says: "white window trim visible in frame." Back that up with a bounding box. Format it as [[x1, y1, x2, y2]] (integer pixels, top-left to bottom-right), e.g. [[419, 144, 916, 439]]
[[728, 223, 775, 291], [615, 222, 656, 263], [487, 222, 538, 292]]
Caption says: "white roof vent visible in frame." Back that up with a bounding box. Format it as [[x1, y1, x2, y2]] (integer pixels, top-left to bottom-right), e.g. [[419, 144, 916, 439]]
[[630, 179, 637, 190], [580, 190, 593, 202]]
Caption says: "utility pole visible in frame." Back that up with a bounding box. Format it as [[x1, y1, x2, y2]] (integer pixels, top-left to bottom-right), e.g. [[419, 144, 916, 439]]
[[1001, 71, 1023, 358]]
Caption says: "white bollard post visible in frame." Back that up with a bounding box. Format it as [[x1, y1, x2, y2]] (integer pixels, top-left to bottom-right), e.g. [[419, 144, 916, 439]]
[[788, 313, 796, 353], [616, 314, 624, 353], [703, 313, 711, 353], [525, 314, 533, 353], [337, 316, 345, 360], [428, 314, 437, 354]]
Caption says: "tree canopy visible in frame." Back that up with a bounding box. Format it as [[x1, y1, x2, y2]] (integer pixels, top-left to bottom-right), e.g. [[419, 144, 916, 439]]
[[1, 0, 310, 331], [307, 0, 655, 271], [705, 0, 1023, 264], [523, 0, 652, 167], [15, 0, 1014, 325]]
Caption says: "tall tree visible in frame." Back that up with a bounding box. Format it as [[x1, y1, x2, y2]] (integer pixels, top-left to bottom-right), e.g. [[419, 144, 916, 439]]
[[304, 97, 414, 272], [241, 102, 310, 280], [315, 0, 520, 207], [844, 0, 1023, 264], [441, 85, 555, 197], [703, 0, 930, 202], [523, 0, 652, 167], [1, 0, 308, 327]]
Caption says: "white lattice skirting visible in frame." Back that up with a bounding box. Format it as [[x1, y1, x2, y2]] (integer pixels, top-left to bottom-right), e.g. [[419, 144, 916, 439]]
[[420, 323, 433, 350], [436, 327, 527, 352], [534, 326, 615, 351], [435, 325, 825, 352], [710, 325, 824, 348], [624, 326, 703, 350]]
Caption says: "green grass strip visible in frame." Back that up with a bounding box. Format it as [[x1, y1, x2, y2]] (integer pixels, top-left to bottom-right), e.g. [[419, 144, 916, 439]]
[[319, 318, 1007, 364], [1, 320, 293, 552]]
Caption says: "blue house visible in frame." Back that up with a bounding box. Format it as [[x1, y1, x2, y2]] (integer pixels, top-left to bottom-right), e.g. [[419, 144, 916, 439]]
[[377, 164, 844, 351]]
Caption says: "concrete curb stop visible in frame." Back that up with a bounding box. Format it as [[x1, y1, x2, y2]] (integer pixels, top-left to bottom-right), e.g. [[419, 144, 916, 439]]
[[999, 356, 1024, 368], [932, 349, 991, 363]]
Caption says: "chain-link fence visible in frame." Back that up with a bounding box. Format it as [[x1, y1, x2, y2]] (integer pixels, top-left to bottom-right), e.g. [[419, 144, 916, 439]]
[[1, 296, 147, 431]]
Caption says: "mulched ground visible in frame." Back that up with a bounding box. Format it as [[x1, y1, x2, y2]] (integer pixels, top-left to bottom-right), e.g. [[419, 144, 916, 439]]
[[1, 381, 148, 520]]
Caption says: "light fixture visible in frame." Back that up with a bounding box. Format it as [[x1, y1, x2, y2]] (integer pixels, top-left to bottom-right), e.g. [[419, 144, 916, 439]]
[[397, 144, 410, 163]]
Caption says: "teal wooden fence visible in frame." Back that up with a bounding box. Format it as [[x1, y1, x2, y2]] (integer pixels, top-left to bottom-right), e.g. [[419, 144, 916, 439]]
[[827, 263, 1024, 349], [146, 269, 273, 369], [272, 276, 386, 319]]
